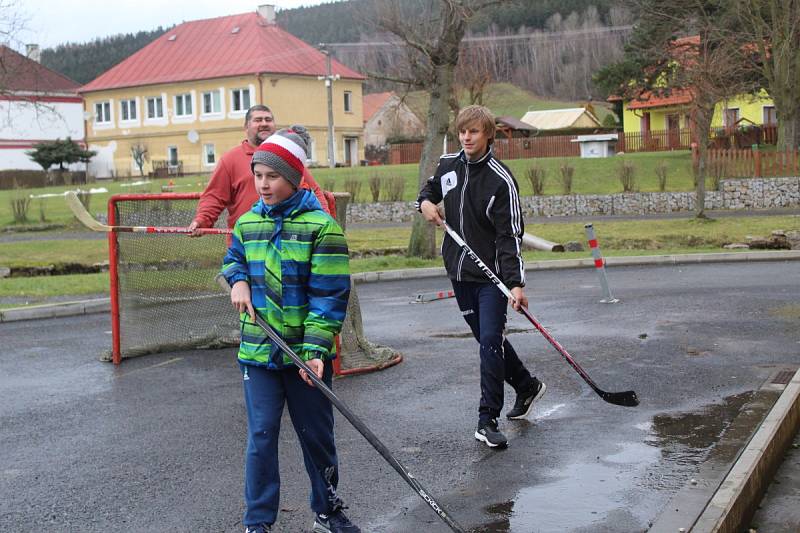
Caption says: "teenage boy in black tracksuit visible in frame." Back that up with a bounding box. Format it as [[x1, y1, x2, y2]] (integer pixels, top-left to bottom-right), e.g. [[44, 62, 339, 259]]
[[416, 105, 546, 448]]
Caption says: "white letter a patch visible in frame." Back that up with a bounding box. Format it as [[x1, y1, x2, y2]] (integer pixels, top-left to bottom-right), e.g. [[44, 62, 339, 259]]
[[440, 171, 457, 197]]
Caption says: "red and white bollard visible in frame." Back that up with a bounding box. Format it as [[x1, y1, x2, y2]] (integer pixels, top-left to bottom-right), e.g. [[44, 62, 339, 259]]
[[585, 223, 619, 303]]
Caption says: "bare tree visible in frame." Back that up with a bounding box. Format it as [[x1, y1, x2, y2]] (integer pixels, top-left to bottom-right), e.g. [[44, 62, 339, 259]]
[[735, 0, 800, 150], [455, 36, 494, 106], [130, 142, 148, 177], [0, 3, 71, 131], [607, 0, 759, 218], [330, 8, 633, 104], [368, 0, 508, 258]]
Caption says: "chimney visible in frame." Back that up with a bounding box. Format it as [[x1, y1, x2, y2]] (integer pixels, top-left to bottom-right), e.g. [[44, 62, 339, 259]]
[[258, 4, 276, 24], [26, 44, 41, 63]]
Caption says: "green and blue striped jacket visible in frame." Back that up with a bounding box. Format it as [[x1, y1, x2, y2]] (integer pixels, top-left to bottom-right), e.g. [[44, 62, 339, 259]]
[[221, 189, 350, 368]]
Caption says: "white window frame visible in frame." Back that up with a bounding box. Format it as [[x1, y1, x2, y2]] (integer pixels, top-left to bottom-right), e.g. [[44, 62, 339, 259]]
[[202, 90, 221, 115], [146, 96, 164, 119], [231, 88, 251, 113], [203, 143, 216, 166], [343, 136, 358, 167], [174, 93, 193, 117], [120, 98, 137, 123], [95, 100, 112, 124], [167, 146, 179, 167], [343, 90, 353, 113], [308, 137, 317, 164]]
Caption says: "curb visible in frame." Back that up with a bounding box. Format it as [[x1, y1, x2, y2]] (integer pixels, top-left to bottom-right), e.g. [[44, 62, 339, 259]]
[[2, 250, 799, 323], [0, 298, 110, 323], [691, 368, 800, 533], [350, 250, 800, 283]]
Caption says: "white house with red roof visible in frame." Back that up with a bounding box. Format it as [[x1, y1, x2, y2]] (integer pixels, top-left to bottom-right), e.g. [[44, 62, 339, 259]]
[[0, 45, 85, 171], [80, 5, 366, 178]]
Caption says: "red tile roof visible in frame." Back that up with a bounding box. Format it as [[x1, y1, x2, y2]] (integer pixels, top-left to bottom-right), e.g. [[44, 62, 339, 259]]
[[0, 45, 80, 93], [627, 88, 694, 110], [363, 92, 393, 122], [80, 12, 364, 93]]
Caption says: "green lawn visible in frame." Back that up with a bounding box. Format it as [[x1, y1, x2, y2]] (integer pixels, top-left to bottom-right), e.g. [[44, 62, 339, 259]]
[[0, 239, 108, 267], [2, 214, 797, 306], [0, 174, 210, 228], [1, 150, 698, 227]]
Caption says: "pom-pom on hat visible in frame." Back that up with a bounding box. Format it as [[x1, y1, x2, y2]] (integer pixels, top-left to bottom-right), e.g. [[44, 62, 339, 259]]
[[251, 128, 308, 188]]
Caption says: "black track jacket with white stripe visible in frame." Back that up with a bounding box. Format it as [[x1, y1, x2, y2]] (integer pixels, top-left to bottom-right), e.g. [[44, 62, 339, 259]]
[[416, 148, 525, 289]]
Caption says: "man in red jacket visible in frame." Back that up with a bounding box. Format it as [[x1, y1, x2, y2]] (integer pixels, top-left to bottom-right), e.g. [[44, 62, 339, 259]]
[[189, 105, 329, 235]]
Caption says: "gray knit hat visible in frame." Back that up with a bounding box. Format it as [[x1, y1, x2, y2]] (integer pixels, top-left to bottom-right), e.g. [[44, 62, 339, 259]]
[[251, 128, 308, 188]]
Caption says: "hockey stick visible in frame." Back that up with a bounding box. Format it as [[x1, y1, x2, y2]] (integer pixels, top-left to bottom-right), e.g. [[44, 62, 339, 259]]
[[65, 191, 231, 235], [215, 274, 466, 533], [442, 222, 639, 408]]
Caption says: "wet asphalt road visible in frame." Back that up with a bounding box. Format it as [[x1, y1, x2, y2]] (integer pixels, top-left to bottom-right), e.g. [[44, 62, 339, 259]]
[[1, 260, 799, 532]]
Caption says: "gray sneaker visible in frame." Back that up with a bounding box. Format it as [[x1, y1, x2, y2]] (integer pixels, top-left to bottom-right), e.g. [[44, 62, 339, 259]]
[[474, 418, 508, 448]]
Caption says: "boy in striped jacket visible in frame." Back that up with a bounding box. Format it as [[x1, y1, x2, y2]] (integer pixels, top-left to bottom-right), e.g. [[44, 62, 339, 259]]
[[416, 105, 546, 449], [221, 129, 359, 533]]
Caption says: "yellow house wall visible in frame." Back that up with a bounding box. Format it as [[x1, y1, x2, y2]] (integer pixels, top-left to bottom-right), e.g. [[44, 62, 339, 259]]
[[83, 75, 365, 177], [622, 90, 774, 134], [710, 90, 773, 128], [262, 76, 364, 165]]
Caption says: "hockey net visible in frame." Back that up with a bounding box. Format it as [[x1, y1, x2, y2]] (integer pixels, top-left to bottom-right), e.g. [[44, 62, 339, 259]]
[[107, 192, 402, 376], [107, 193, 238, 363]]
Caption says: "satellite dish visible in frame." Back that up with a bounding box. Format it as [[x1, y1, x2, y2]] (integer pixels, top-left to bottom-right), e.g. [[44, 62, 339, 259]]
[[83, 111, 92, 120], [187, 130, 199, 144]]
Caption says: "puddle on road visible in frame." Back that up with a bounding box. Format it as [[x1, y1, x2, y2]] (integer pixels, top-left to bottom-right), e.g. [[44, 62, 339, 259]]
[[645, 391, 755, 478], [501, 442, 661, 532], [471, 392, 756, 532]]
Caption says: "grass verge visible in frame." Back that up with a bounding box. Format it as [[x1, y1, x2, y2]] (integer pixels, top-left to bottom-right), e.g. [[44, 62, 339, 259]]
[[1, 214, 796, 306]]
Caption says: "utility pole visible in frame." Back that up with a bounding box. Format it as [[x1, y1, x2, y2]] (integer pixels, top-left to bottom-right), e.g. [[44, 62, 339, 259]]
[[318, 44, 339, 169]]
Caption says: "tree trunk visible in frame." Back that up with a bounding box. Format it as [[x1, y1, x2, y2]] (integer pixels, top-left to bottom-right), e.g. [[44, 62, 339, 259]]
[[778, 111, 800, 151], [407, 63, 455, 258], [693, 106, 714, 219]]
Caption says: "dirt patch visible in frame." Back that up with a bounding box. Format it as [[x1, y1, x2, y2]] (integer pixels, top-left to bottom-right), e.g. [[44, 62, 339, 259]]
[[769, 304, 800, 321], [606, 238, 662, 250], [349, 247, 406, 259], [8, 262, 108, 277]]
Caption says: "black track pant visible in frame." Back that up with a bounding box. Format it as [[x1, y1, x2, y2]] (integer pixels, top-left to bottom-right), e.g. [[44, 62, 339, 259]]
[[452, 280, 535, 423]]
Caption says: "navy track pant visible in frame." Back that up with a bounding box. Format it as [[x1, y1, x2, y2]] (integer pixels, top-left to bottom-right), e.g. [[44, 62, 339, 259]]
[[452, 280, 535, 423], [240, 359, 341, 526]]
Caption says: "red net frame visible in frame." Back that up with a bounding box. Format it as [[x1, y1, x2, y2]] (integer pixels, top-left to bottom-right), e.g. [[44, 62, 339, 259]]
[[106, 192, 375, 376], [109, 193, 219, 364]]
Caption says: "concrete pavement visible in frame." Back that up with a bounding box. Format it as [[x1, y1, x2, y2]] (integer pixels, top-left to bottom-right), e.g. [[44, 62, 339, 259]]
[[0, 262, 800, 533]]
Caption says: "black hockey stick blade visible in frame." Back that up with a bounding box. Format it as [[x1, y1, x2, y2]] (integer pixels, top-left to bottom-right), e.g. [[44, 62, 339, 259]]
[[442, 223, 640, 408], [601, 390, 639, 407]]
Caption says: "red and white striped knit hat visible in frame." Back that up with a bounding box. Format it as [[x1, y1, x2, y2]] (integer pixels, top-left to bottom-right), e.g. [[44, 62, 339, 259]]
[[251, 128, 308, 188]]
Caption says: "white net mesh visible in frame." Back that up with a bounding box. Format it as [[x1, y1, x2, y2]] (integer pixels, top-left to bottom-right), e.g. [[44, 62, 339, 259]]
[[109, 194, 238, 360]]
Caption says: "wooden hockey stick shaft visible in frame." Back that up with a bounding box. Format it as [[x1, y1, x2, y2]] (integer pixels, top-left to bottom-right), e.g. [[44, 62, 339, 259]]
[[65, 191, 231, 235]]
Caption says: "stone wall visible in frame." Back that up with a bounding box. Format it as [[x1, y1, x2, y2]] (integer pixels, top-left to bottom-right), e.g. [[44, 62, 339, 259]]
[[344, 177, 800, 223]]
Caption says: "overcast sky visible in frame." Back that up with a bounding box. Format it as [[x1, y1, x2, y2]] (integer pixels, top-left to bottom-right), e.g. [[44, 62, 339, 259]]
[[15, 0, 327, 50]]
